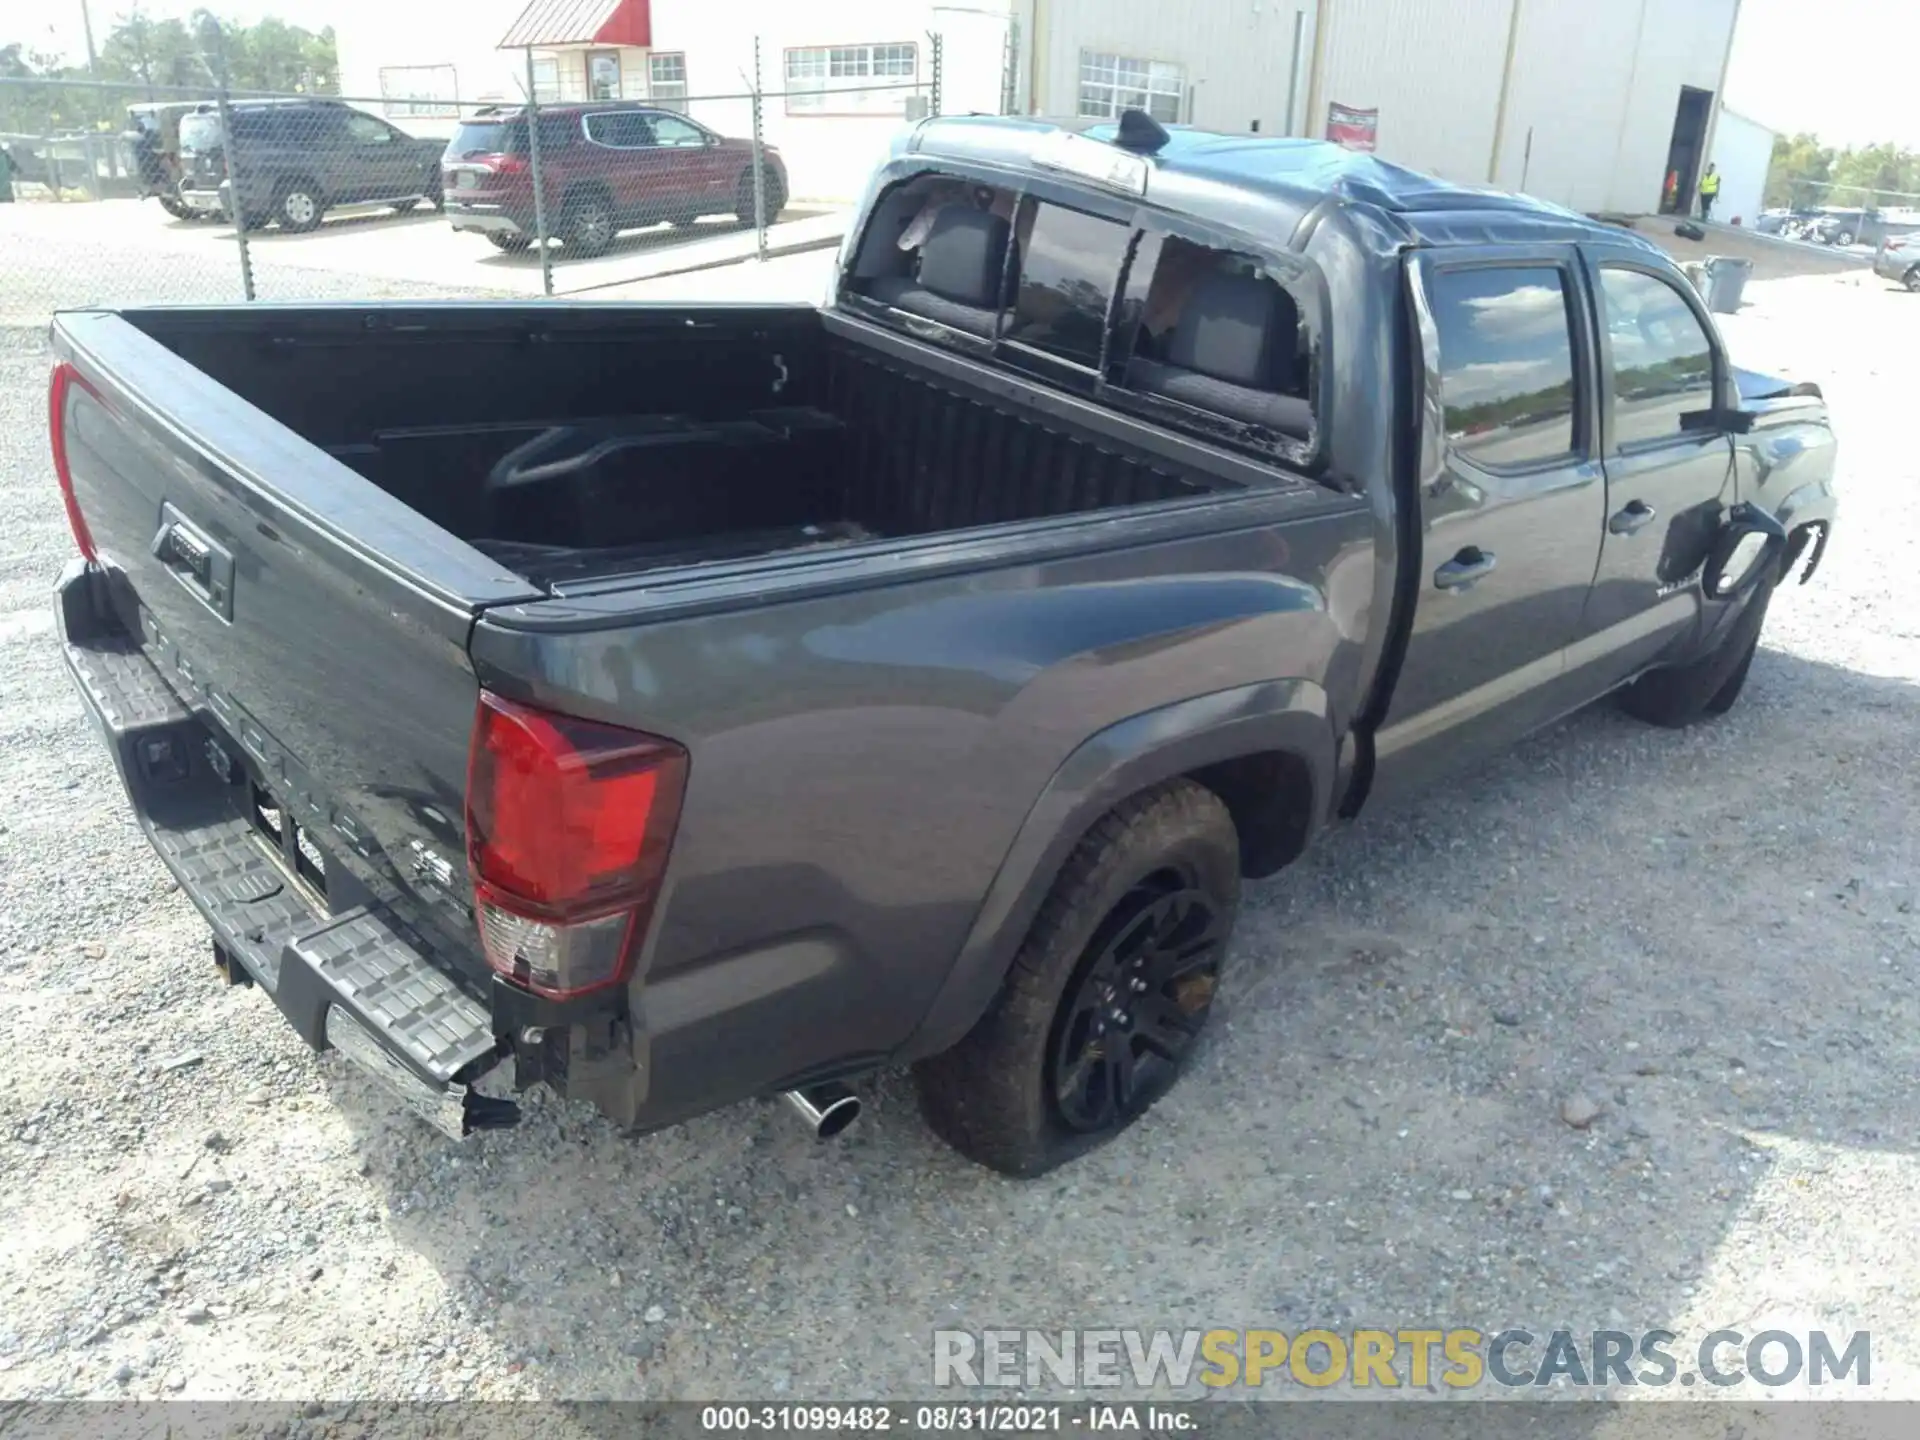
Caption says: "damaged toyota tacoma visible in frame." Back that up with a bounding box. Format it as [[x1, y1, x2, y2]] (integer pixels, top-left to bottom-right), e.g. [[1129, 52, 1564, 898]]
[[48, 112, 1836, 1175]]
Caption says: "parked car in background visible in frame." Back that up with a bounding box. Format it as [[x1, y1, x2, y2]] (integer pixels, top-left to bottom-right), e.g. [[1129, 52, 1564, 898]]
[[124, 101, 202, 221], [1873, 232, 1920, 290], [177, 99, 445, 232], [442, 103, 787, 257], [1752, 208, 1791, 234]]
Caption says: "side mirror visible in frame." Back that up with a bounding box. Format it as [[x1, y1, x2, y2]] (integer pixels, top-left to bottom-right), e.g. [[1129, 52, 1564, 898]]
[[1701, 502, 1787, 599], [1681, 407, 1754, 435]]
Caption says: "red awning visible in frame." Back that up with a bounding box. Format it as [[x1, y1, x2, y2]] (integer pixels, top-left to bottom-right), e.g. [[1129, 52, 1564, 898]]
[[498, 0, 650, 49]]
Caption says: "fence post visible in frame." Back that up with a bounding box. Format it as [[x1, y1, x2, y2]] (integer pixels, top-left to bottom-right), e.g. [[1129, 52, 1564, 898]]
[[524, 47, 554, 298], [751, 36, 769, 261], [929, 32, 944, 118], [208, 23, 256, 302]]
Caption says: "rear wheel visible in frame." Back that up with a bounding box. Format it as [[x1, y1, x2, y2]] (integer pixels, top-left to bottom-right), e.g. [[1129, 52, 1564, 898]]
[[914, 780, 1240, 1176], [1904, 264, 1920, 293], [274, 180, 325, 232], [563, 192, 616, 256], [734, 169, 786, 224], [486, 232, 532, 252]]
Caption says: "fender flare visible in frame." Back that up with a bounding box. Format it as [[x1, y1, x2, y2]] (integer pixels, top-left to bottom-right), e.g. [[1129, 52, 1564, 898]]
[[899, 678, 1338, 1059]]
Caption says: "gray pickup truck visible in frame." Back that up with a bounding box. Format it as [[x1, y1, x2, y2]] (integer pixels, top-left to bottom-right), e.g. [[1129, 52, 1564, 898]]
[[49, 113, 1836, 1175]]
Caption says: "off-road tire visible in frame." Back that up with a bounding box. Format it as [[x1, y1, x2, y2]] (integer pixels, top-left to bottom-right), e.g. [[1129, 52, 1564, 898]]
[[914, 780, 1240, 1177], [1619, 572, 1775, 727]]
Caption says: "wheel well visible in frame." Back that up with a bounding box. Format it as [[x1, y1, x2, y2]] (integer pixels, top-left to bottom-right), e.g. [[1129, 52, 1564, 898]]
[[1187, 750, 1316, 880], [565, 181, 613, 213], [276, 173, 321, 201]]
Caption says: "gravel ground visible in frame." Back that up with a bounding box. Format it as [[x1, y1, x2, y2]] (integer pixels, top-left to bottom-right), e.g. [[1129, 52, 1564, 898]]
[[1, 227, 1916, 1409]]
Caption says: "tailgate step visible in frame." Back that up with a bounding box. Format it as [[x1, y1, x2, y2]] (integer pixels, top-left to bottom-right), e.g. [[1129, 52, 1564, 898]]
[[66, 635, 190, 732], [280, 909, 498, 1085]]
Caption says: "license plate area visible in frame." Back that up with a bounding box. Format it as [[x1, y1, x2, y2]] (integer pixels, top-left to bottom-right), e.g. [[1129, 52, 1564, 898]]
[[248, 780, 329, 901], [455, 170, 477, 190]]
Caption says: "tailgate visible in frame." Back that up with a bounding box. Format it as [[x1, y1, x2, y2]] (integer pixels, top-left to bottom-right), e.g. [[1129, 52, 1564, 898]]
[[51, 309, 542, 992]]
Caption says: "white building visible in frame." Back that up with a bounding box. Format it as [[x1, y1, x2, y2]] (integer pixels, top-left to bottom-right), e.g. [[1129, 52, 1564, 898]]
[[335, 0, 1013, 203], [1017, 0, 1743, 218], [1705, 106, 1777, 227], [336, 0, 1744, 215]]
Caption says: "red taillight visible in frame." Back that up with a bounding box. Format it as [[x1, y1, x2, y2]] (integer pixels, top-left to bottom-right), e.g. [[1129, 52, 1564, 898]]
[[465, 692, 688, 999], [48, 362, 98, 563], [486, 152, 528, 176]]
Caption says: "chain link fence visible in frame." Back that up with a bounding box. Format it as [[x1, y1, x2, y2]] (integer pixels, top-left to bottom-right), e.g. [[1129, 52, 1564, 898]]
[[1760, 179, 1920, 250], [2, 33, 949, 321]]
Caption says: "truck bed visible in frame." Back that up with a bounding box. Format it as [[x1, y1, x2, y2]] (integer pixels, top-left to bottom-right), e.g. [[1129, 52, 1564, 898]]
[[128, 305, 1252, 591]]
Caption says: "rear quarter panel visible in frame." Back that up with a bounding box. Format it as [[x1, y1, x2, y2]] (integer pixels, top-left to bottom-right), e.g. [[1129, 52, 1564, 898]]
[[470, 497, 1373, 1123]]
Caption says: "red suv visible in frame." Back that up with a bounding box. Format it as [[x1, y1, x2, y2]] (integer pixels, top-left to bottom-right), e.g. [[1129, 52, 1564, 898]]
[[442, 104, 786, 256]]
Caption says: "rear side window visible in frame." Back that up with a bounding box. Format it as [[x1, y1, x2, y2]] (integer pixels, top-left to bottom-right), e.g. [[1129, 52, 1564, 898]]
[[1006, 201, 1132, 368], [179, 113, 220, 152], [585, 111, 655, 147], [1429, 265, 1580, 469], [1597, 268, 1716, 447]]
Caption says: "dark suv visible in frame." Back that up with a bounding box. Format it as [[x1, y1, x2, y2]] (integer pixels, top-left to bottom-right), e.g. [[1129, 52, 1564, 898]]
[[441, 104, 786, 256], [177, 99, 445, 232]]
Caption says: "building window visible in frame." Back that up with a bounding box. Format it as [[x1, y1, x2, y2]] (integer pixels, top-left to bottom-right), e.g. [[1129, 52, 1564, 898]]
[[1077, 51, 1184, 124], [784, 42, 918, 116], [587, 50, 621, 101], [648, 52, 688, 111], [378, 64, 458, 118], [528, 55, 560, 104]]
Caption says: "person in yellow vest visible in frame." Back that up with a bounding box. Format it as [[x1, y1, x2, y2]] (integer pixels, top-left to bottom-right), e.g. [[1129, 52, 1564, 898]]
[[1698, 164, 1721, 221]]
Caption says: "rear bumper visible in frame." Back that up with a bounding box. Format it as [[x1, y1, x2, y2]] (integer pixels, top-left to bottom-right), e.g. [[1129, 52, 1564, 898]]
[[177, 183, 227, 217], [55, 559, 517, 1139], [1873, 253, 1913, 280], [444, 202, 529, 237]]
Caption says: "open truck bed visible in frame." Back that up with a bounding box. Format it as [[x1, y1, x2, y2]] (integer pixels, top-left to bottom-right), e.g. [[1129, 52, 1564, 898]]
[[134, 304, 1263, 592]]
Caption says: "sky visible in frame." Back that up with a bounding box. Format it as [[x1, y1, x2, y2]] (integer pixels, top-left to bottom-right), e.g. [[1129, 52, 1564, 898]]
[[14, 0, 1920, 151], [1719, 0, 1920, 149]]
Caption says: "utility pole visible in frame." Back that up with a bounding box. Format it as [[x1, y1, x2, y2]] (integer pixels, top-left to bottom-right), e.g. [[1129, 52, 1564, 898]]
[[79, 0, 101, 78]]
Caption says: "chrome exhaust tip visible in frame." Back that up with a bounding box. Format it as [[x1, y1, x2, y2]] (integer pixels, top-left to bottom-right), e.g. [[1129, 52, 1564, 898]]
[[782, 1082, 861, 1139]]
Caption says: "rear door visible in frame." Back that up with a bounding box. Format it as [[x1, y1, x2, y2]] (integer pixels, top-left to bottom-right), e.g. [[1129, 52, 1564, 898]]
[[1372, 247, 1606, 797], [649, 112, 729, 210], [341, 111, 418, 200], [1575, 247, 1736, 683], [582, 108, 669, 222]]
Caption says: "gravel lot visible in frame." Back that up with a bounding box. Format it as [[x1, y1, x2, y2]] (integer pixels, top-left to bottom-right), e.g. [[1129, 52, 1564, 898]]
[[1, 223, 1917, 1409]]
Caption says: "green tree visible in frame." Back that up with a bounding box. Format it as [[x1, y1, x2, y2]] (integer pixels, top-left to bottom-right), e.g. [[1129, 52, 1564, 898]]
[[0, 11, 339, 134], [1763, 131, 1833, 209]]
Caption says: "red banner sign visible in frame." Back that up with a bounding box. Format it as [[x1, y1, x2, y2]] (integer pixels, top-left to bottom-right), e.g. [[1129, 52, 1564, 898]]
[[1326, 102, 1379, 152]]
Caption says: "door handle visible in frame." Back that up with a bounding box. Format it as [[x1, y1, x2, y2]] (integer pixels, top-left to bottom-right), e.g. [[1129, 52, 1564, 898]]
[[1433, 546, 1497, 591], [1609, 501, 1657, 536]]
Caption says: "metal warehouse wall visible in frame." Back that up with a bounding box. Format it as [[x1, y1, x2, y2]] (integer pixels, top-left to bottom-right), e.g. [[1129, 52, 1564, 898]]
[[1032, 0, 1740, 219], [1033, 0, 1318, 138], [1309, 0, 1515, 184], [1493, 0, 1740, 215], [1707, 107, 1777, 227]]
